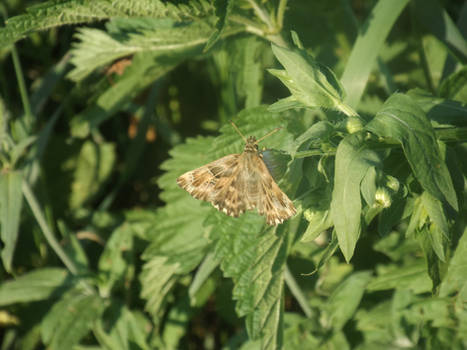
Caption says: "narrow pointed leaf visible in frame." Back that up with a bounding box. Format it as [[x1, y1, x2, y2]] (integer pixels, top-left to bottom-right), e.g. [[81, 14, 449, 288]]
[[366, 93, 458, 211], [331, 132, 381, 262]]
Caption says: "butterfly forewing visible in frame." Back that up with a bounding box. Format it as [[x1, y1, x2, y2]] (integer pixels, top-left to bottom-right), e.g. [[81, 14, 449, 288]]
[[176, 131, 296, 225]]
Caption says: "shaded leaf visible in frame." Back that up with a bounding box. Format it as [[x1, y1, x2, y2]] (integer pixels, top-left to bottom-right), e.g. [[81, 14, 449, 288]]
[[0, 171, 23, 272], [366, 93, 458, 211], [0, 268, 71, 306], [330, 132, 381, 262]]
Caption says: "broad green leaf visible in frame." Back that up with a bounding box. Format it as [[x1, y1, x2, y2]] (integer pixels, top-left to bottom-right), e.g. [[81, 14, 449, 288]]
[[323, 271, 372, 331], [98, 223, 135, 296], [440, 226, 467, 297], [94, 302, 151, 350], [70, 140, 115, 209], [340, 0, 410, 108], [269, 44, 357, 116], [418, 228, 443, 292], [330, 132, 381, 262], [0, 171, 23, 272], [367, 262, 432, 293], [41, 291, 106, 350], [366, 93, 458, 211], [0, 268, 71, 306], [188, 252, 219, 305]]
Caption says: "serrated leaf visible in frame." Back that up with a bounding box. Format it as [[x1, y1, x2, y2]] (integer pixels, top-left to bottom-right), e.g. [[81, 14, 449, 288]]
[[41, 291, 106, 350], [210, 211, 289, 350], [330, 132, 381, 262], [366, 93, 458, 211], [94, 302, 151, 350], [269, 44, 356, 116], [0, 170, 23, 272], [0, 268, 72, 306], [98, 223, 135, 296], [140, 137, 214, 315], [203, 0, 234, 52], [70, 140, 115, 209], [0, 0, 214, 47], [440, 226, 467, 297], [324, 271, 372, 330]]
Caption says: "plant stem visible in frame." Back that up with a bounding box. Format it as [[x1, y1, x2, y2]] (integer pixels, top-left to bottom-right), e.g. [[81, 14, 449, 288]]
[[11, 46, 33, 131], [22, 181, 78, 275], [284, 264, 313, 318]]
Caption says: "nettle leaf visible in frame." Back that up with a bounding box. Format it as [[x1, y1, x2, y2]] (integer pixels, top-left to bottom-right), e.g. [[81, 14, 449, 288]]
[[209, 211, 292, 350], [269, 44, 357, 117], [140, 136, 214, 315], [203, 0, 235, 52], [0, 170, 23, 273], [366, 93, 458, 211], [330, 132, 381, 262], [41, 289, 106, 350], [0, 0, 214, 47], [68, 17, 220, 81], [438, 66, 467, 101]]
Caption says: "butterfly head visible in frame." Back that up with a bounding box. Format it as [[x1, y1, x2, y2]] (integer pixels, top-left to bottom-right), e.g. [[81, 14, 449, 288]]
[[244, 136, 259, 153]]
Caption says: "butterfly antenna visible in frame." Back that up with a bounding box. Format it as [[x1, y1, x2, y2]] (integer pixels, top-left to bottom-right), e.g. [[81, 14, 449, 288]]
[[255, 127, 282, 144], [230, 121, 247, 143]]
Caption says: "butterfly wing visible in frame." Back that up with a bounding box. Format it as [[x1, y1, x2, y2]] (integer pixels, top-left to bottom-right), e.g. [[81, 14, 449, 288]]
[[177, 154, 240, 203], [245, 155, 296, 225]]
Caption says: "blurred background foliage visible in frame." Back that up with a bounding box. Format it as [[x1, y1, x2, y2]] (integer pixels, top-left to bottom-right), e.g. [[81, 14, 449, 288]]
[[0, 0, 467, 349]]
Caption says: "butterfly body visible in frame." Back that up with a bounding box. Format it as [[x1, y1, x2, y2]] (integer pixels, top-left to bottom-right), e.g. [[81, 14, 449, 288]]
[[177, 133, 296, 225]]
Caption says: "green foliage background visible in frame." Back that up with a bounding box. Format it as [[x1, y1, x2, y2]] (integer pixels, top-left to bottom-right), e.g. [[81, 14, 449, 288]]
[[1, 0, 467, 349]]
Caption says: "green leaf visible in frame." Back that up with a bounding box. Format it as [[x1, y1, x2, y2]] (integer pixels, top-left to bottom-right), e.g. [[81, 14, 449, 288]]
[[439, 226, 467, 297], [269, 44, 357, 116], [203, 0, 234, 52], [340, 0, 410, 108], [98, 223, 135, 296], [140, 137, 214, 315], [94, 302, 151, 350], [68, 18, 217, 81], [438, 65, 467, 101], [413, 0, 467, 62], [330, 132, 381, 262], [0, 0, 214, 47], [367, 262, 432, 293], [324, 271, 372, 330], [420, 191, 448, 261], [0, 268, 71, 306], [211, 212, 290, 350], [41, 291, 106, 350], [366, 93, 458, 211], [0, 170, 23, 272], [70, 140, 115, 209]]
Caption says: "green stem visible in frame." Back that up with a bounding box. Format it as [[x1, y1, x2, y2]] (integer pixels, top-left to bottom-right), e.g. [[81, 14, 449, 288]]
[[22, 181, 78, 275], [284, 264, 313, 318], [247, 0, 274, 30], [276, 0, 288, 29], [11, 46, 33, 130]]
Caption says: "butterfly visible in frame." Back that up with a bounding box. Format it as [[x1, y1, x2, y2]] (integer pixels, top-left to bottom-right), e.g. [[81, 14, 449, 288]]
[[177, 122, 296, 225]]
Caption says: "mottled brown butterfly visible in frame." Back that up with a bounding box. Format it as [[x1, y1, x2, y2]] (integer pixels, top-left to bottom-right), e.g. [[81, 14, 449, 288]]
[[177, 122, 296, 225]]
